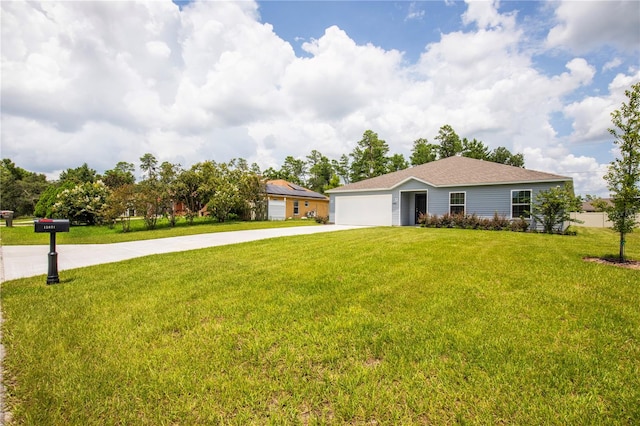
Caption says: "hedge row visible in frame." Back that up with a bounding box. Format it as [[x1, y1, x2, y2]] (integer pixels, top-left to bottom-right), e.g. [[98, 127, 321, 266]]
[[418, 212, 530, 232]]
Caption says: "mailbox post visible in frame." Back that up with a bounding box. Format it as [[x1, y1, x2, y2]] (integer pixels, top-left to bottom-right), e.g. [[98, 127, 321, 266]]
[[1, 210, 14, 227], [34, 219, 70, 284]]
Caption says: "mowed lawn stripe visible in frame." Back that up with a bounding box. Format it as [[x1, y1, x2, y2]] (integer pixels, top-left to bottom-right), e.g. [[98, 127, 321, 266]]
[[2, 227, 639, 424]]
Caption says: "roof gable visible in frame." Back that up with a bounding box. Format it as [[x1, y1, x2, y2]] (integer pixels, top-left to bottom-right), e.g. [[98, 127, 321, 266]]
[[329, 156, 571, 192]]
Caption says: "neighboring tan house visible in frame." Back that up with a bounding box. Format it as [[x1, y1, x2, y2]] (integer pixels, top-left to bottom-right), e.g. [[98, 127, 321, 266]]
[[327, 156, 573, 228], [266, 180, 329, 220]]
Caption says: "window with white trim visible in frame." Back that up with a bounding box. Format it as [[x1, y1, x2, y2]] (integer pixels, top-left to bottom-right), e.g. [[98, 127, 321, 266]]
[[511, 190, 531, 218], [449, 192, 465, 215], [293, 200, 299, 215]]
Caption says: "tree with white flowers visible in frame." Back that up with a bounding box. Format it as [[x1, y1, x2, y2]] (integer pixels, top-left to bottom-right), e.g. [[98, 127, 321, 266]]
[[52, 181, 110, 225]]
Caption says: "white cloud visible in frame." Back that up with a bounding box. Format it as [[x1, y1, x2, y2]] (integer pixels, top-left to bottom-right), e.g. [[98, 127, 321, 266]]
[[524, 147, 609, 196], [1, 116, 143, 175], [146, 41, 171, 58], [546, 0, 640, 53], [171, 1, 295, 130], [1, 0, 184, 133], [0, 0, 626, 198], [603, 58, 623, 72], [405, 2, 425, 21], [414, 17, 594, 151], [564, 69, 640, 143], [462, 0, 516, 30], [281, 26, 405, 121]]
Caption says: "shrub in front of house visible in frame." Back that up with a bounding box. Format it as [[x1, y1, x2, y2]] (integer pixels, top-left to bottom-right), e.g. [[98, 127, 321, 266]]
[[510, 217, 530, 232], [315, 215, 329, 224], [490, 211, 511, 230], [419, 211, 529, 232]]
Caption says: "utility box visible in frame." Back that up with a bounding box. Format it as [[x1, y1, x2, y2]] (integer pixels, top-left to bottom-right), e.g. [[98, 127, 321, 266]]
[[34, 219, 70, 233]]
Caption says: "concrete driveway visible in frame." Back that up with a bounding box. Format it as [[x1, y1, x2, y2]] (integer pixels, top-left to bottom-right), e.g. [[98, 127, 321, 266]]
[[0, 225, 365, 282]]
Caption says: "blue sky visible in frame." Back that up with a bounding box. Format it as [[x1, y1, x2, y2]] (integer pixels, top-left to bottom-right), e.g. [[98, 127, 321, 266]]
[[2, 0, 639, 196], [258, 1, 463, 61], [257, 1, 550, 62]]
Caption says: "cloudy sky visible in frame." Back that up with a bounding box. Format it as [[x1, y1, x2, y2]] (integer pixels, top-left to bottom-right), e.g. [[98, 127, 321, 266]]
[[2, 0, 639, 196]]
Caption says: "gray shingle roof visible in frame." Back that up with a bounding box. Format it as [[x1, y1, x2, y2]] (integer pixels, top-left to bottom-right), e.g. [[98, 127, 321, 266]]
[[581, 198, 612, 212], [328, 156, 571, 192]]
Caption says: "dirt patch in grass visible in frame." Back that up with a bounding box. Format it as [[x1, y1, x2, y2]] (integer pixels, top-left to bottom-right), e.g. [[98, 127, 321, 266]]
[[583, 257, 640, 270]]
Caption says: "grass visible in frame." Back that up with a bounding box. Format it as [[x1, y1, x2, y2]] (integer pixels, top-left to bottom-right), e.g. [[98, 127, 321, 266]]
[[0, 217, 319, 245], [2, 227, 639, 424]]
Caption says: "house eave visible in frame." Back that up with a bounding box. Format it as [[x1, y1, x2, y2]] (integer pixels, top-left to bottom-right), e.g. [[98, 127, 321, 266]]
[[326, 187, 391, 194], [267, 194, 329, 201], [434, 177, 573, 188], [327, 177, 572, 193]]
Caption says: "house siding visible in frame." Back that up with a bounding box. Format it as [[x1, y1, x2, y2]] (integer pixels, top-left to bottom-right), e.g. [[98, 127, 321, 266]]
[[425, 183, 567, 228], [394, 180, 433, 226], [293, 198, 329, 219], [270, 196, 329, 220], [331, 180, 569, 228], [396, 182, 561, 219], [266, 180, 329, 220], [328, 157, 573, 228]]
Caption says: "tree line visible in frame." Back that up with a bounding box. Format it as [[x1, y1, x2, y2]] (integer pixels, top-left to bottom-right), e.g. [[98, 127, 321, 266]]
[[263, 124, 524, 188], [1, 124, 525, 225], [39, 156, 267, 230]]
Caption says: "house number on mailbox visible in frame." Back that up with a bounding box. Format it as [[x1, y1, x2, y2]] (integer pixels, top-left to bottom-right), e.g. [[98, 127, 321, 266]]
[[33, 219, 70, 284]]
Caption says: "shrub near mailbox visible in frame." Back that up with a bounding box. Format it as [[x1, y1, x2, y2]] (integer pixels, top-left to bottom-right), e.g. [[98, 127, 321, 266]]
[[34, 219, 70, 233], [34, 219, 70, 284]]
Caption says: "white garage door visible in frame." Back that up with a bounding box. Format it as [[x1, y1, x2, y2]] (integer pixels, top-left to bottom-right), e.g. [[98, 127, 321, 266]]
[[335, 194, 392, 226], [268, 199, 286, 220]]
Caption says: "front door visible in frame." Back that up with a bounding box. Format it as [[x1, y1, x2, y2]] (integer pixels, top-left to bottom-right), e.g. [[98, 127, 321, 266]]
[[415, 193, 427, 223]]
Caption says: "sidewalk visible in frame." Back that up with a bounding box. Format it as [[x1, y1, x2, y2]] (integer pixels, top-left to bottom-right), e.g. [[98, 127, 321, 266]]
[[0, 225, 364, 281]]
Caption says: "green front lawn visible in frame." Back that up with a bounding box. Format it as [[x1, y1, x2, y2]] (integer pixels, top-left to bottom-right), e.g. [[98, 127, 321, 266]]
[[2, 227, 639, 424], [0, 217, 319, 245]]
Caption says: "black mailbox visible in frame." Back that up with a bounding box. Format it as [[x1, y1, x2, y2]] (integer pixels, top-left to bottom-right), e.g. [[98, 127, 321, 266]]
[[33, 219, 70, 284], [34, 219, 70, 233]]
